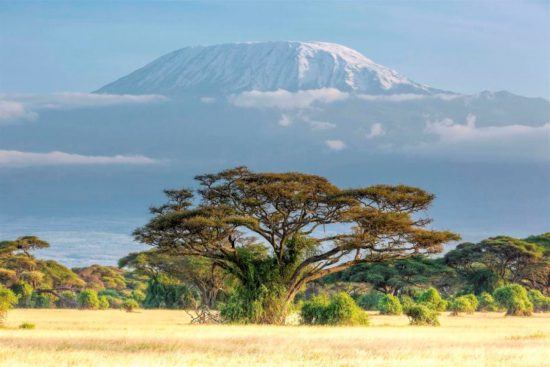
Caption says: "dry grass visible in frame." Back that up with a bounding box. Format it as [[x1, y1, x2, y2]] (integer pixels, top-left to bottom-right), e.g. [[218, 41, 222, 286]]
[[0, 309, 549, 366]]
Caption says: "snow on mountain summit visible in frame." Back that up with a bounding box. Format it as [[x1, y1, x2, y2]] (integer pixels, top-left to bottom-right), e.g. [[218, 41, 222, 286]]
[[97, 41, 438, 95]]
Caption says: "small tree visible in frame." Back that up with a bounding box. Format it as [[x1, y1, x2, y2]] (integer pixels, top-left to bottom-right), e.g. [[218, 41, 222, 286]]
[[527, 289, 550, 312], [405, 304, 439, 326], [98, 296, 110, 310], [300, 292, 368, 326], [418, 287, 447, 311], [357, 290, 383, 311], [449, 296, 476, 316], [378, 294, 403, 315], [494, 284, 533, 316], [77, 289, 100, 310], [477, 292, 498, 312], [0, 286, 18, 325], [122, 298, 139, 312]]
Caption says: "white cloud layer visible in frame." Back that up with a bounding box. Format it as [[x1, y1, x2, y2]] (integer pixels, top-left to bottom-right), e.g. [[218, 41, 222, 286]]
[[358, 93, 461, 102], [407, 114, 550, 162], [230, 88, 348, 109], [0, 92, 167, 123], [325, 139, 346, 151], [0, 150, 161, 167], [0, 100, 38, 123]]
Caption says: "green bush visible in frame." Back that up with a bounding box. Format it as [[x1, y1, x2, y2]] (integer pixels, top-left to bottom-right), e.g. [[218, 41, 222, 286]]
[[56, 291, 78, 308], [10, 282, 33, 308], [405, 304, 440, 326], [301, 292, 368, 326], [378, 294, 403, 315], [462, 294, 479, 310], [494, 284, 533, 316], [357, 290, 383, 310], [30, 292, 55, 308], [477, 292, 499, 312], [449, 296, 476, 316], [106, 296, 123, 309], [418, 287, 447, 311], [0, 286, 18, 325], [122, 298, 140, 312], [98, 295, 110, 310], [19, 322, 35, 329], [77, 289, 100, 310], [300, 294, 330, 325], [527, 289, 550, 312], [399, 295, 416, 312]]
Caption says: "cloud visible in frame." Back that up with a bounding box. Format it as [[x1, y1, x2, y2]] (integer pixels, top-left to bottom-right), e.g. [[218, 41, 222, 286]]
[[0, 93, 167, 123], [366, 123, 385, 139], [278, 114, 292, 127], [358, 93, 461, 102], [405, 114, 550, 162], [0, 100, 38, 123], [230, 88, 348, 110], [200, 96, 216, 104], [325, 139, 346, 151], [0, 150, 161, 167]]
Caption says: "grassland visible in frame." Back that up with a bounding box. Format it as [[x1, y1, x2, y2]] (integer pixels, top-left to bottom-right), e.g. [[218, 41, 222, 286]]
[[0, 309, 549, 367]]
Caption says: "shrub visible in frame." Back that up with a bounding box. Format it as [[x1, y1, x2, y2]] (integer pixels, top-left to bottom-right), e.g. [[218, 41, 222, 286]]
[[300, 294, 330, 325], [405, 304, 440, 326], [98, 295, 110, 310], [477, 292, 499, 312], [399, 295, 416, 312], [122, 298, 140, 312], [418, 287, 447, 311], [106, 296, 123, 309], [449, 296, 476, 316], [378, 294, 403, 315], [0, 286, 18, 325], [30, 292, 55, 308], [494, 284, 533, 316], [462, 294, 479, 310], [357, 290, 383, 310], [19, 322, 35, 329], [527, 289, 550, 312], [301, 292, 368, 326], [10, 282, 33, 308], [56, 291, 78, 308], [77, 289, 100, 310]]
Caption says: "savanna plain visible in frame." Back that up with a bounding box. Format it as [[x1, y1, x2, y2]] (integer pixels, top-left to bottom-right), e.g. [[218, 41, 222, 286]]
[[0, 309, 548, 367]]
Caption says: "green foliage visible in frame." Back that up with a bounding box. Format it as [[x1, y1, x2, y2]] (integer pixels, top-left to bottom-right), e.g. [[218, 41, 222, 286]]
[[0, 285, 18, 324], [11, 282, 33, 308], [494, 284, 533, 316], [300, 292, 369, 326], [462, 294, 479, 310], [477, 292, 499, 312], [357, 290, 384, 310], [378, 294, 403, 315], [399, 295, 416, 312], [418, 287, 447, 311], [449, 296, 476, 315], [122, 298, 139, 312], [30, 292, 55, 308], [73, 265, 126, 291], [527, 289, 550, 312], [405, 304, 440, 326], [57, 291, 78, 308], [143, 275, 197, 309], [98, 295, 110, 310], [77, 289, 100, 310], [19, 322, 35, 329]]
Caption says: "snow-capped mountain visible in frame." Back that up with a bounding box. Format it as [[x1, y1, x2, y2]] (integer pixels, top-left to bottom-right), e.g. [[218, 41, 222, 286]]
[[97, 41, 440, 95]]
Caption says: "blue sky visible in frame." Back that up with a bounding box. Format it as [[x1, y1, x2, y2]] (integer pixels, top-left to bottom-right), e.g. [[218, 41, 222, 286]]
[[0, 1, 549, 98]]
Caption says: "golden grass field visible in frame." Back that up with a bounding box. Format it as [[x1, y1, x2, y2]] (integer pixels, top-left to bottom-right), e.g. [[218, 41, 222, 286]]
[[0, 309, 549, 367]]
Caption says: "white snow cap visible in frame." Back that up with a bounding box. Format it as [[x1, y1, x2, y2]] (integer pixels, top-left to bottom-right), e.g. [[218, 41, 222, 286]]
[[97, 41, 437, 95]]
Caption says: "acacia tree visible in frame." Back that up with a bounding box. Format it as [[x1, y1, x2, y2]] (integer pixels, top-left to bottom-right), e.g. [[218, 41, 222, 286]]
[[119, 250, 227, 309], [135, 167, 459, 324], [445, 236, 548, 293]]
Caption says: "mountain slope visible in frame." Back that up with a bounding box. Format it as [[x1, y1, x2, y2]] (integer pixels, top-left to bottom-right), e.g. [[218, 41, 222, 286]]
[[97, 41, 440, 95]]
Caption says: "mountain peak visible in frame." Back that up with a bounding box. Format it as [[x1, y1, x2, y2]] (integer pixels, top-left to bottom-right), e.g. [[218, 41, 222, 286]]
[[97, 41, 438, 95]]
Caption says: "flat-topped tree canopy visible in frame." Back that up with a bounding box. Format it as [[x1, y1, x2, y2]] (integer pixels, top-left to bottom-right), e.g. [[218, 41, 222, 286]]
[[134, 166, 459, 323]]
